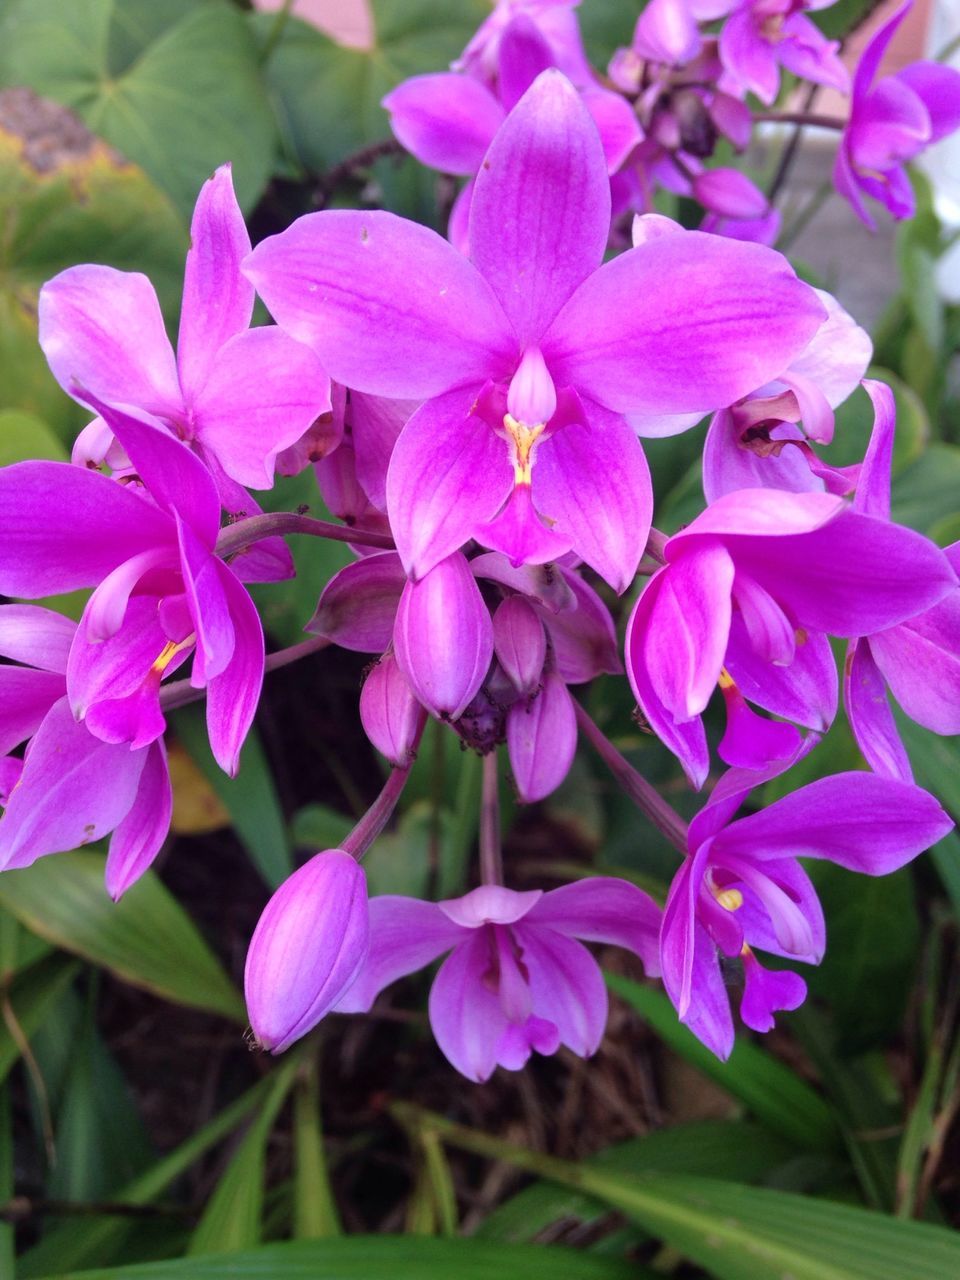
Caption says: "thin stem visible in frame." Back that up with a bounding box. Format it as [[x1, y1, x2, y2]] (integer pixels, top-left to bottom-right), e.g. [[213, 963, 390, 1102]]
[[159, 636, 330, 712], [777, 180, 832, 253], [574, 701, 688, 854], [936, 31, 960, 65], [315, 138, 405, 205], [340, 723, 425, 860], [216, 512, 393, 560], [259, 0, 295, 64], [479, 751, 503, 886], [645, 527, 669, 564], [754, 109, 847, 130], [765, 83, 821, 204]]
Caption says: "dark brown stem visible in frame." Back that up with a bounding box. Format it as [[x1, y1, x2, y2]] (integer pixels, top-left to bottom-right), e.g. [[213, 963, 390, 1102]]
[[216, 512, 393, 559], [315, 138, 405, 205], [159, 636, 331, 712]]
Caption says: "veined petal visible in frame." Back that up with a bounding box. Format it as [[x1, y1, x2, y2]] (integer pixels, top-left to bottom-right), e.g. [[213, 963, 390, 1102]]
[[104, 740, 172, 899], [506, 672, 577, 802], [533, 399, 652, 592], [177, 163, 254, 399], [853, 379, 895, 519], [335, 895, 463, 1014], [528, 877, 661, 975], [725, 613, 837, 731], [493, 596, 546, 694], [383, 73, 502, 173], [733, 572, 795, 666], [470, 69, 610, 346], [473, 482, 574, 567], [38, 265, 181, 419], [0, 462, 174, 598], [205, 562, 264, 777], [671, 488, 843, 544], [192, 327, 332, 490], [350, 392, 414, 513], [177, 516, 235, 686], [498, 14, 554, 112], [308, 552, 406, 652], [244, 211, 515, 399], [0, 605, 76, 673], [386, 386, 512, 578], [844, 638, 913, 782], [789, 290, 872, 411], [429, 932, 510, 1081], [0, 668, 67, 756], [0, 699, 146, 870], [542, 233, 825, 414], [519, 924, 608, 1058], [359, 653, 425, 767], [871, 594, 960, 736], [714, 773, 953, 873]]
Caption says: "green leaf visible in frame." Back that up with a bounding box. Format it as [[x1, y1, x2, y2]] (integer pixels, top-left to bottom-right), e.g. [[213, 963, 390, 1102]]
[[255, 0, 489, 176], [43, 1237, 646, 1280], [0, 851, 244, 1022], [0, 953, 80, 1088], [396, 1106, 960, 1280], [172, 705, 292, 890], [0, 409, 67, 464], [293, 1053, 340, 1238], [0, 1086, 12, 1278], [18, 1076, 274, 1278], [477, 1120, 796, 1244], [0, 91, 186, 437], [189, 1055, 300, 1256], [606, 974, 841, 1152], [290, 804, 353, 853], [890, 443, 960, 539], [0, 0, 277, 220]]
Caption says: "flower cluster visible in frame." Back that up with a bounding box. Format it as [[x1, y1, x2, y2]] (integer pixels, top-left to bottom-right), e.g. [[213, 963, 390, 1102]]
[[0, 1, 958, 1082]]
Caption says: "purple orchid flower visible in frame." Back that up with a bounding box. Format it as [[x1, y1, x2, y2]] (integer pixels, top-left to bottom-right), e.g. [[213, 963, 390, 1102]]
[[719, 0, 848, 106], [625, 486, 957, 787], [0, 397, 264, 777], [246, 71, 825, 594], [834, 2, 960, 229], [844, 381, 960, 780], [454, 0, 594, 89], [333, 879, 661, 1081], [38, 164, 331, 506], [663, 745, 953, 1058], [0, 606, 171, 898]]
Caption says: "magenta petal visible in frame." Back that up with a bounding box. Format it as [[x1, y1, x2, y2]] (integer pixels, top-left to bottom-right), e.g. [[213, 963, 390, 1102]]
[[661, 886, 735, 1060], [384, 74, 502, 173], [718, 681, 803, 772], [191, 328, 332, 490], [336, 894, 464, 1014], [528, 877, 661, 975], [518, 923, 608, 1057], [393, 553, 494, 721], [498, 14, 554, 112], [897, 61, 960, 142], [0, 462, 174, 598], [533, 401, 651, 592], [853, 379, 895, 519], [725, 614, 837, 732], [715, 773, 953, 874], [308, 552, 406, 652], [693, 168, 768, 220], [645, 543, 735, 720], [0, 758, 23, 806], [672, 487, 842, 543], [703, 410, 820, 503], [844, 638, 913, 782], [582, 86, 644, 172], [359, 653, 425, 767], [177, 516, 235, 686], [507, 672, 577, 802], [0, 668, 67, 755], [733, 572, 796, 666], [244, 211, 514, 398], [38, 265, 181, 418], [177, 163, 253, 398], [871, 594, 960, 736], [350, 392, 414, 513], [0, 605, 75, 673], [386, 386, 512, 578], [245, 850, 369, 1052], [205, 562, 264, 777], [740, 954, 806, 1034], [429, 932, 509, 1081], [0, 700, 146, 870], [104, 740, 172, 899], [543, 232, 825, 414], [439, 884, 542, 929], [719, 9, 780, 105], [473, 483, 574, 567], [537, 568, 621, 684], [470, 70, 610, 346]]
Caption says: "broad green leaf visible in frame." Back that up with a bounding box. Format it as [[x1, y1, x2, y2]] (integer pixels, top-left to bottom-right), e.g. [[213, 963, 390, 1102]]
[[189, 1055, 300, 1256], [290, 804, 352, 853], [477, 1120, 796, 1244], [172, 706, 292, 890], [0, 0, 277, 220], [293, 1054, 340, 1238], [255, 0, 490, 176], [364, 803, 434, 898], [0, 953, 79, 1088], [606, 975, 841, 1151], [890, 443, 960, 539], [0, 409, 67, 464], [47, 987, 154, 1202], [0, 851, 243, 1022], [44, 1237, 647, 1280], [397, 1105, 960, 1280], [18, 1076, 274, 1278], [0, 1086, 12, 1278], [0, 92, 185, 436], [0, 909, 53, 980]]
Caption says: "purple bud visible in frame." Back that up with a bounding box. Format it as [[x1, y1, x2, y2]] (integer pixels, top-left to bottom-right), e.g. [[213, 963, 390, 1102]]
[[506, 345, 556, 425], [244, 850, 368, 1053], [507, 672, 577, 802], [693, 168, 768, 220], [360, 652, 426, 765], [493, 596, 546, 694], [393, 552, 494, 721], [307, 552, 406, 652]]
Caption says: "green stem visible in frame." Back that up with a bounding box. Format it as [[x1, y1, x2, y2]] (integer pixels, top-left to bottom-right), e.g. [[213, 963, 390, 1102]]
[[479, 750, 503, 885], [259, 0, 295, 64]]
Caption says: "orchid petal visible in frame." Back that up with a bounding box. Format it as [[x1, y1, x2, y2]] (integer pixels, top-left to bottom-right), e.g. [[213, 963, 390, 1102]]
[[383, 73, 502, 174], [176, 516, 235, 686], [308, 552, 405, 653], [528, 877, 661, 975], [537, 568, 621, 683], [205, 562, 264, 777], [844, 638, 913, 782], [105, 741, 172, 899], [725, 613, 837, 731], [519, 924, 607, 1058], [0, 668, 67, 756], [871, 594, 960, 736], [359, 653, 425, 767], [740, 954, 806, 1033], [0, 605, 75, 672], [853, 379, 895, 519], [429, 932, 509, 1081]]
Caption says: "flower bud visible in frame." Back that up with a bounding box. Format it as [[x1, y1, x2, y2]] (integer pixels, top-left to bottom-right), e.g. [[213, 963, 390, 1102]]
[[307, 552, 406, 652], [244, 850, 368, 1053], [507, 672, 577, 802], [693, 168, 769, 220], [360, 652, 426, 765], [493, 596, 546, 694]]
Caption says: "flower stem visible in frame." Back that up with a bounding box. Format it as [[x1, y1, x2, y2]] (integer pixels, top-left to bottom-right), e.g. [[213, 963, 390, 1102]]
[[574, 701, 688, 854], [479, 751, 503, 886], [754, 110, 847, 130], [159, 636, 330, 712], [216, 512, 393, 560], [341, 722, 425, 860]]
